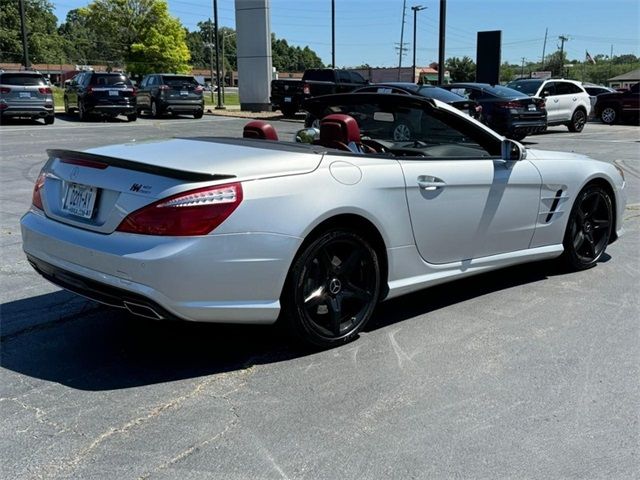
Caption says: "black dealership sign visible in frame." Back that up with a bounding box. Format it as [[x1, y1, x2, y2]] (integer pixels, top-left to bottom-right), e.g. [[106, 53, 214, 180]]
[[476, 30, 502, 85]]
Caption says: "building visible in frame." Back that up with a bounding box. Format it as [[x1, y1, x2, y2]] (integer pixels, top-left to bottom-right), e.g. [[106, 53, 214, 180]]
[[608, 68, 640, 89], [350, 66, 450, 85]]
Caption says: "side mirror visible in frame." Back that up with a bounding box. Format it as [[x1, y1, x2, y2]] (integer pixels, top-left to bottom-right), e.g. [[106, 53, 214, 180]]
[[295, 127, 320, 144], [541, 90, 550, 97], [501, 138, 526, 162]]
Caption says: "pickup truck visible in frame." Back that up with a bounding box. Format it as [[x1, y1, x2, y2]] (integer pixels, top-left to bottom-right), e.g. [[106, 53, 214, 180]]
[[594, 82, 639, 124], [270, 68, 368, 117]]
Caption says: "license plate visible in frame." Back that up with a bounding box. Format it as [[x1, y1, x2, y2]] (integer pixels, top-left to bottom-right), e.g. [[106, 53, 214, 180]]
[[528, 104, 536, 111], [284, 96, 292, 103], [62, 183, 98, 219], [19, 92, 30, 98], [108, 90, 119, 96], [180, 90, 188, 96]]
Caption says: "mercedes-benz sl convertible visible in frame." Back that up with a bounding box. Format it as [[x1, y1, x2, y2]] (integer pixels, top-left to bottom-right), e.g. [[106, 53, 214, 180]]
[[21, 93, 626, 347]]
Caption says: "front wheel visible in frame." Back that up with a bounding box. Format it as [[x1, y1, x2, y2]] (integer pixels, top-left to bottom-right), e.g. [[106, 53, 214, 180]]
[[560, 185, 613, 271], [282, 229, 381, 348], [567, 108, 587, 132], [600, 106, 618, 125]]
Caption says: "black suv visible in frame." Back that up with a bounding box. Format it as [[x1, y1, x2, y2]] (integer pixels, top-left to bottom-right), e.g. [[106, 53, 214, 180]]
[[64, 72, 137, 121], [136, 74, 204, 118], [0, 71, 55, 124]]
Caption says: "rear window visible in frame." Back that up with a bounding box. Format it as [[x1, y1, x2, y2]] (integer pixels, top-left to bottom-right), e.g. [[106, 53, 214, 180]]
[[162, 76, 198, 86], [482, 85, 526, 98], [0, 73, 46, 86], [90, 74, 132, 86], [303, 70, 335, 82], [507, 80, 543, 95]]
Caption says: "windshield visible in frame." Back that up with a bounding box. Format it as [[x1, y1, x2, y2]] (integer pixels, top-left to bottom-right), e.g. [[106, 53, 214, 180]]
[[162, 76, 198, 86], [91, 74, 132, 86], [506, 80, 543, 95], [0, 73, 46, 86]]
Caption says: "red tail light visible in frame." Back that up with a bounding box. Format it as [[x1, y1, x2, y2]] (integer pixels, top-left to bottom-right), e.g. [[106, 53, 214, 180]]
[[303, 83, 310, 95], [537, 99, 546, 110], [116, 183, 243, 236], [495, 101, 523, 109], [0, 87, 10, 94], [38, 87, 52, 94], [32, 172, 46, 211], [194, 85, 203, 93], [61, 157, 109, 169]]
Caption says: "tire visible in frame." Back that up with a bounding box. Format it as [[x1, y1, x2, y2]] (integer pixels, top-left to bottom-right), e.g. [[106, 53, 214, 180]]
[[77, 100, 87, 121], [392, 122, 412, 141], [507, 132, 527, 141], [44, 115, 55, 125], [63, 97, 71, 114], [304, 114, 320, 129], [151, 100, 162, 118], [560, 184, 613, 271], [600, 106, 618, 125], [281, 229, 381, 348], [567, 108, 587, 132], [281, 105, 297, 118], [193, 109, 203, 119], [126, 113, 137, 122]]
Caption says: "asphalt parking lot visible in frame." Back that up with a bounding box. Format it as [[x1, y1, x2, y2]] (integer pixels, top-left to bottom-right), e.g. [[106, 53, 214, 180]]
[[1, 115, 639, 479]]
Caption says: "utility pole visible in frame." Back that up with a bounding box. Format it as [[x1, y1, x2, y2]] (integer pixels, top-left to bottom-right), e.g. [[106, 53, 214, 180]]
[[213, 0, 224, 109], [411, 5, 426, 83], [541, 27, 548, 69], [521, 57, 526, 78], [331, 0, 335, 68], [206, 19, 214, 104], [558, 35, 568, 77], [438, 0, 446, 84], [19, 0, 30, 68], [609, 44, 614, 80], [397, 0, 408, 80]]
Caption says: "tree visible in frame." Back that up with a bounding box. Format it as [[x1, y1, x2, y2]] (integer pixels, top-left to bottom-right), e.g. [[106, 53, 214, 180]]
[[58, 8, 99, 65], [446, 56, 476, 82], [82, 0, 190, 75], [0, 0, 66, 64], [545, 51, 566, 77]]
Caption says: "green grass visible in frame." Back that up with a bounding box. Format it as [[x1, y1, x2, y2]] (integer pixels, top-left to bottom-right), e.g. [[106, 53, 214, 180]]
[[52, 86, 239, 108]]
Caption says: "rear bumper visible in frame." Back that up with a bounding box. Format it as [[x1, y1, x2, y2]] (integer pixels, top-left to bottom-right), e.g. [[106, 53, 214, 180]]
[[1, 105, 54, 118], [86, 104, 136, 115], [21, 210, 301, 324], [159, 99, 204, 112]]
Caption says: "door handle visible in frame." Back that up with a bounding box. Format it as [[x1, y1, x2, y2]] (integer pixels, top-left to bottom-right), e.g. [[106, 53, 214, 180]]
[[417, 175, 446, 191]]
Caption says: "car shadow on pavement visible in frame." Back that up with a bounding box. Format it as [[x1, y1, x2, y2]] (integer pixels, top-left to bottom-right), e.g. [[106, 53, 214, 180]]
[[0, 256, 609, 391]]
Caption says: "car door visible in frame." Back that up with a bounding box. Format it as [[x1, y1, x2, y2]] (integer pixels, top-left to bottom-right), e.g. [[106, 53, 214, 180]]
[[66, 73, 82, 109], [396, 107, 542, 264], [541, 81, 563, 122], [137, 75, 150, 108]]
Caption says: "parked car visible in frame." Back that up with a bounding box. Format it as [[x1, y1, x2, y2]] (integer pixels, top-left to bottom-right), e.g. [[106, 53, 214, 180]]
[[506, 78, 591, 132], [0, 70, 55, 125], [593, 82, 640, 125], [137, 74, 204, 119], [271, 68, 368, 117], [64, 72, 137, 122], [21, 92, 626, 348], [439, 83, 546, 140]]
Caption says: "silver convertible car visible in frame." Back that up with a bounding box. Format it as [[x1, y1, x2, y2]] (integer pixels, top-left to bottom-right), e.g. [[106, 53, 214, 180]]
[[21, 93, 626, 347]]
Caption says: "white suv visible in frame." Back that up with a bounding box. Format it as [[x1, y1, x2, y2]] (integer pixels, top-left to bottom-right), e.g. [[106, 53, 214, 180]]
[[507, 78, 591, 132]]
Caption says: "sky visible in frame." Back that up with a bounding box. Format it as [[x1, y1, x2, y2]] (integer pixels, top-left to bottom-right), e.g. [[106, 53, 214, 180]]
[[52, 0, 640, 68]]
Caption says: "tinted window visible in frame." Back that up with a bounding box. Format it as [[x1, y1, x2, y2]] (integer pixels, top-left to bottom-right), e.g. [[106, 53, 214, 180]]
[[542, 82, 557, 96], [337, 70, 351, 83], [1, 73, 46, 86], [507, 80, 543, 95], [90, 74, 132, 86], [304, 70, 335, 82], [482, 85, 525, 98], [555, 82, 579, 95], [417, 86, 468, 102], [161, 75, 198, 86], [350, 72, 366, 84]]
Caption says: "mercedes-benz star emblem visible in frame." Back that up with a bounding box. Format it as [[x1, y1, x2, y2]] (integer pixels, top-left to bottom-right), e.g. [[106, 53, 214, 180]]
[[329, 278, 342, 295]]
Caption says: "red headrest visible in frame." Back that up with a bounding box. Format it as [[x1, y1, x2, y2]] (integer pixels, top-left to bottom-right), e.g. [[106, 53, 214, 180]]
[[243, 121, 278, 140], [319, 114, 361, 145]]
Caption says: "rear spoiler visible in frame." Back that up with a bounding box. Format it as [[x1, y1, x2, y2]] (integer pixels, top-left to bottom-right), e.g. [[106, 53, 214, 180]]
[[47, 149, 235, 183]]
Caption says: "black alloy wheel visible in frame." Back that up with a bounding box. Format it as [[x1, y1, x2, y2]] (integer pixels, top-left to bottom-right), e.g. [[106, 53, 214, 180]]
[[561, 185, 613, 271], [151, 100, 162, 118], [600, 106, 618, 125], [283, 229, 381, 348], [193, 109, 203, 119], [568, 108, 587, 132], [126, 113, 137, 122]]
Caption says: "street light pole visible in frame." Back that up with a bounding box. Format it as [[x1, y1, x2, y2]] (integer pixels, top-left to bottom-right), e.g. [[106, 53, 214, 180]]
[[19, 0, 30, 68], [331, 0, 335, 68], [213, 0, 224, 109], [411, 5, 426, 83], [438, 0, 446, 85]]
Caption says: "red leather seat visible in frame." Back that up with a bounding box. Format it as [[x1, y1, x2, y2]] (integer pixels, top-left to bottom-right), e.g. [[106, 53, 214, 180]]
[[243, 121, 279, 140], [317, 114, 362, 151]]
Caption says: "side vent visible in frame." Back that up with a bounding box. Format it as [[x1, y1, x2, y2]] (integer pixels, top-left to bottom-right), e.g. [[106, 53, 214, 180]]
[[545, 189, 564, 223]]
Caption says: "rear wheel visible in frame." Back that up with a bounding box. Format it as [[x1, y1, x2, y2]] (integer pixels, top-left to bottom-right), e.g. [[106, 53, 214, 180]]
[[600, 106, 618, 125], [281, 105, 297, 118], [151, 100, 162, 118], [193, 109, 203, 119], [77, 100, 87, 121], [567, 108, 587, 132], [560, 184, 613, 271], [44, 114, 55, 125], [282, 229, 381, 348], [126, 113, 137, 122]]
